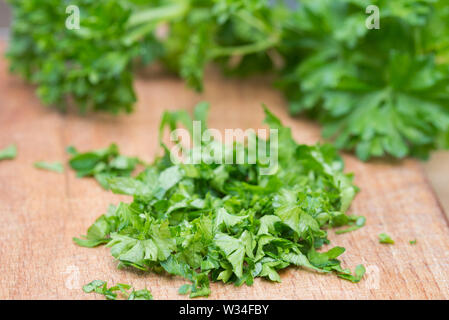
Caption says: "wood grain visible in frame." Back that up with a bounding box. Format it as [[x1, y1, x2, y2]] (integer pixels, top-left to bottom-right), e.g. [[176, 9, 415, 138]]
[[0, 42, 449, 299], [423, 151, 449, 214]]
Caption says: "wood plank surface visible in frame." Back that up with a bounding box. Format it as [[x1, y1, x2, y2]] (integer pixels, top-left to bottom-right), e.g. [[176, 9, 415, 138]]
[[1, 42, 449, 300], [424, 151, 449, 214]]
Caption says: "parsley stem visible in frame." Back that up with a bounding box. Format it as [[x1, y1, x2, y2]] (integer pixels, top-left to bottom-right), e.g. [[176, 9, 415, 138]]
[[127, 2, 189, 28], [124, 2, 189, 44], [234, 11, 272, 34], [209, 35, 280, 59]]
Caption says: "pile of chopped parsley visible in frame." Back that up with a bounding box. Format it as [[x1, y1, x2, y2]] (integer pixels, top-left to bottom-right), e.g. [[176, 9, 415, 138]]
[[73, 104, 365, 298]]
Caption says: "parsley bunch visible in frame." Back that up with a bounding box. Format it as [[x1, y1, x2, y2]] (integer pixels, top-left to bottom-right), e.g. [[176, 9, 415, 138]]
[[8, 0, 448, 159], [74, 104, 365, 298], [6, 0, 165, 113], [277, 0, 449, 160]]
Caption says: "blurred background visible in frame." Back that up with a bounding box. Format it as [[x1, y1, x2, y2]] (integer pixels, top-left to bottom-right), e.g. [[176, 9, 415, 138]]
[[0, 0, 447, 213]]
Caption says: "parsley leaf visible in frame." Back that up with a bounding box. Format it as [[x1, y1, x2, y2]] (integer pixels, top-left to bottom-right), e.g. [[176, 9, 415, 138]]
[[278, 0, 449, 160], [34, 161, 64, 173], [68, 144, 141, 190], [83, 280, 152, 300], [0, 144, 17, 161], [335, 216, 366, 234], [336, 264, 366, 283], [379, 233, 395, 244]]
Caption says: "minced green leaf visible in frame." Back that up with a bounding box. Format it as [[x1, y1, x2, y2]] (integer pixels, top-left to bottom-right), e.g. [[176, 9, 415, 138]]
[[0, 144, 17, 161], [335, 216, 366, 234], [278, 0, 449, 160], [178, 284, 191, 295], [128, 288, 153, 300], [83, 280, 152, 300], [68, 144, 141, 189], [379, 233, 395, 244], [34, 161, 64, 173]]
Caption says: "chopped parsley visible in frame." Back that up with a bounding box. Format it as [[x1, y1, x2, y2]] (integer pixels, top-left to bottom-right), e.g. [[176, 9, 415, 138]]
[[74, 104, 365, 298], [34, 161, 64, 173], [379, 233, 395, 245], [0, 144, 17, 161], [83, 280, 152, 300]]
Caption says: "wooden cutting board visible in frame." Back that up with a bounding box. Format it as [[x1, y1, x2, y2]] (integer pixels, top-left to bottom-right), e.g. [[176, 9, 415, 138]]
[[1, 43, 449, 300]]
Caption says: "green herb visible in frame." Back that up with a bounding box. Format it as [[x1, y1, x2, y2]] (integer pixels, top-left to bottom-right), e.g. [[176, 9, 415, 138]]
[[0, 144, 17, 161], [178, 284, 191, 295], [7, 0, 449, 160], [66, 146, 78, 156], [335, 216, 366, 235], [336, 264, 366, 283], [379, 233, 395, 244], [68, 144, 141, 190], [34, 161, 64, 173], [409, 239, 417, 245], [83, 280, 152, 300], [74, 103, 364, 298], [278, 0, 449, 161]]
